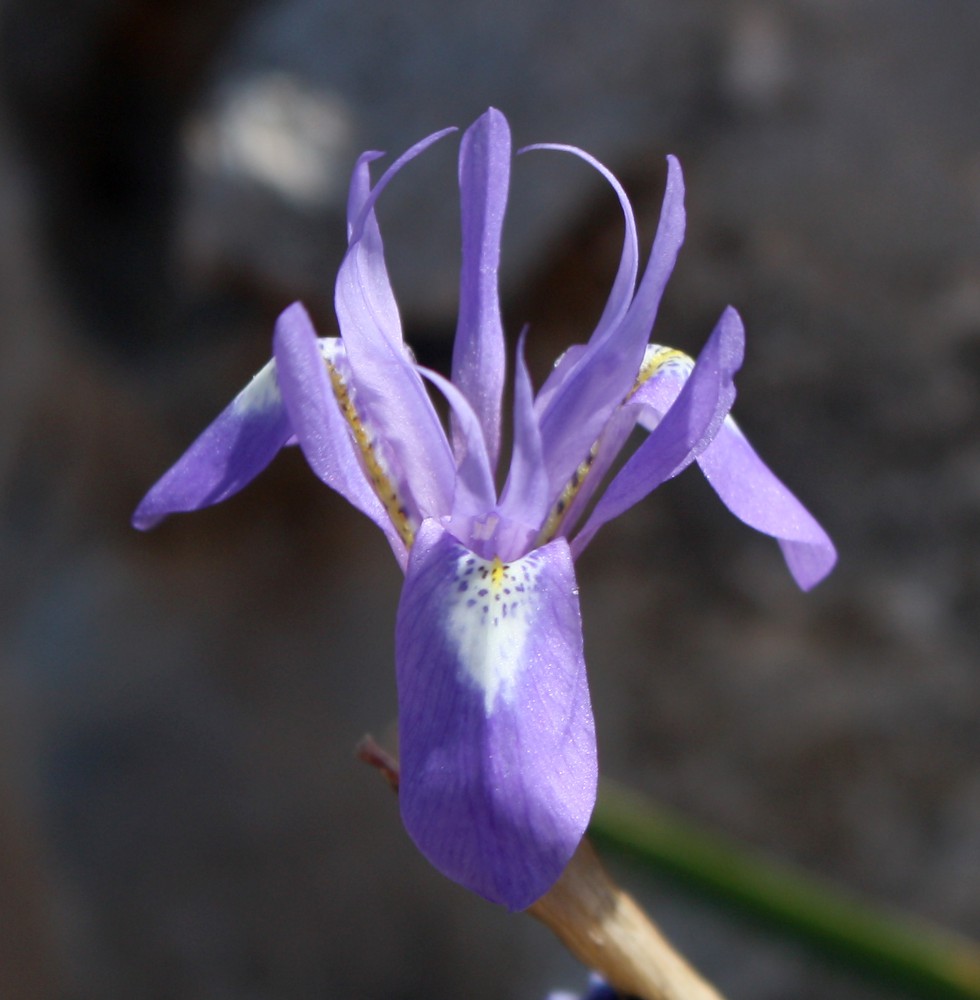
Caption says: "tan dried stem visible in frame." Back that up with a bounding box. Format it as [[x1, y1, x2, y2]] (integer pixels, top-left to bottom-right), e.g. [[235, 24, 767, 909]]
[[528, 837, 725, 1000], [357, 734, 727, 1000]]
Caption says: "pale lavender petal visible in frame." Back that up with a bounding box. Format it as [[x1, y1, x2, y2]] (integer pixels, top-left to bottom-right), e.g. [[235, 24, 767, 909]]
[[416, 367, 496, 522], [697, 419, 837, 589], [498, 330, 550, 533], [631, 339, 837, 588], [345, 150, 400, 341], [272, 301, 409, 566], [452, 108, 510, 470], [336, 132, 458, 521], [553, 402, 641, 541], [533, 343, 588, 418], [397, 520, 597, 910], [132, 351, 291, 530], [571, 307, 744, 556], [537, 156, 686, 497]]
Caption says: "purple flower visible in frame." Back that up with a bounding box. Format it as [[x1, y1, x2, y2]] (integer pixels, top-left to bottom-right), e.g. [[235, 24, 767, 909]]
[[133, 109, 835, 910]]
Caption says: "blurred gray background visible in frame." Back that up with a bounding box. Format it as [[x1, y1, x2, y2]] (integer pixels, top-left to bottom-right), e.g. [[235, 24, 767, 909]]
[[1, 2, 978, 998]]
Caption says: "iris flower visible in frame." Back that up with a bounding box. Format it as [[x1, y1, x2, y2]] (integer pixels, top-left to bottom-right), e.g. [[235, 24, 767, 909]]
[[134, 108, 835, 910]]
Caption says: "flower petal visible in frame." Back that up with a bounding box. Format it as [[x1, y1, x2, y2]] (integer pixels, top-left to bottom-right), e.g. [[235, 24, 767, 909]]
[[336, 133, 458, 521], [571, 306, 745, 556], [537, 156, 686, 499], [272, 302, 410, 565], [452, 108, 510, 470], [416, 366, 496, 522], [498, 330, 550, 534], [345, 150, 401, 343], [629, 338, 837, 588], [520, 144, 638, 344], [697, 418, 837, 589], [132, 347, 293, 531], [396, 520, 597, 910]]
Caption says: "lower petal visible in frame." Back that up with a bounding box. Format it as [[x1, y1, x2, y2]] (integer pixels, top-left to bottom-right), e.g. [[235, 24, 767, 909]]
[[697, 417, 837, 589], [395, 520, 596, 910], [132, 356, 291, 529]]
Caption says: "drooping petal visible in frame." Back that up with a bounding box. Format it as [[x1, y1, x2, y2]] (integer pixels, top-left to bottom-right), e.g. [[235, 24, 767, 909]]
[[571, 306, 745, 556], [132, 348, 293, 531], [452, 108, 510, 470], [272, 302, 410, 565], [498, 330, 550, 534], [396, 520, 597, 910], [537, 156, 686, 499], [697, 418, 837, 589], [335, 131, 459, 521], [629, 340, 837, 589]]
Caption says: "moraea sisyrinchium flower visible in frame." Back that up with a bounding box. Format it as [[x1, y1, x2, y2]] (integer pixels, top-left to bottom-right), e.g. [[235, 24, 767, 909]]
[[134, 108, 835, 910]]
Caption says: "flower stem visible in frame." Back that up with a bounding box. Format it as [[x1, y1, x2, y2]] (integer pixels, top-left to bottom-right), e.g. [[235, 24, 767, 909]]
[[590, 781, 980, 999]]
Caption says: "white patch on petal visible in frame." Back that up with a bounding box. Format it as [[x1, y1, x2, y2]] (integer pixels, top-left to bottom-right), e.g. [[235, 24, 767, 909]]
[[316, 337, 346, 366], [233, 357, 281, 414], [635, 344, 693, 392], [445, 550, 545, 713]]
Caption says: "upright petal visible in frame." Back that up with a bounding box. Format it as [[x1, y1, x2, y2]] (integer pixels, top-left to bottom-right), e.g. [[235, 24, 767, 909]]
[[336, 131, 459, 521], [571, 306, 744, 556], [132, 347, 293, 530], [498, 330, 550, 534], [345, 151, 401, 343], [396, 520, 597, 910], [537, 156, 686, 498], [272, 302, 410, 565], [697, 419, 837, 589], [452, 108, 510, 470], [520, 144, 638, 344], [417, 367, 496, 523]]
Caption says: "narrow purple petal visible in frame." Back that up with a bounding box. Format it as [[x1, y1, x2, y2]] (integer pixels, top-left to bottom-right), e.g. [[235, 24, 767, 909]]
[[520, 143, 638, 343], [452, 108, 510, 470], [416, 367, 496, 521], [551, 402, 641, 542], [272, 302, 409, 566], [345, 151, 400, 342], [132, 348, 292, 531], [537, 156, 686, 498], [498, 330, 550, 533], [336, 134, 458, 521], [697, 419, 837, 589], [396, 520, 597, 910], [533, 343, 588, 418], [571, 307, 745, 556]]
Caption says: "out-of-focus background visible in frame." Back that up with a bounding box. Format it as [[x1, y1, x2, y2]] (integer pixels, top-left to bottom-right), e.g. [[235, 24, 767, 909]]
[[1, 2, 978, 998]]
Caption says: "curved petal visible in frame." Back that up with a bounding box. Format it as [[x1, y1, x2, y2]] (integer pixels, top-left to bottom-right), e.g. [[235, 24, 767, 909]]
[[132, 350, 292, 531], [336, 134, 458, 521], [453, 108, 510, 470], [533, 343, 588, 418], [697, 419, 837, 589], [571, 306, 745, 556], [396, 520, 596, 910], [272, 302, 410, 565], [416, 367, 496, 521], [498, 330, 550, 532], [520, 143, 638, 342], [630, 338, 837, 589], [345, 150, 400, 341], [537, 156, 686, 498]]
